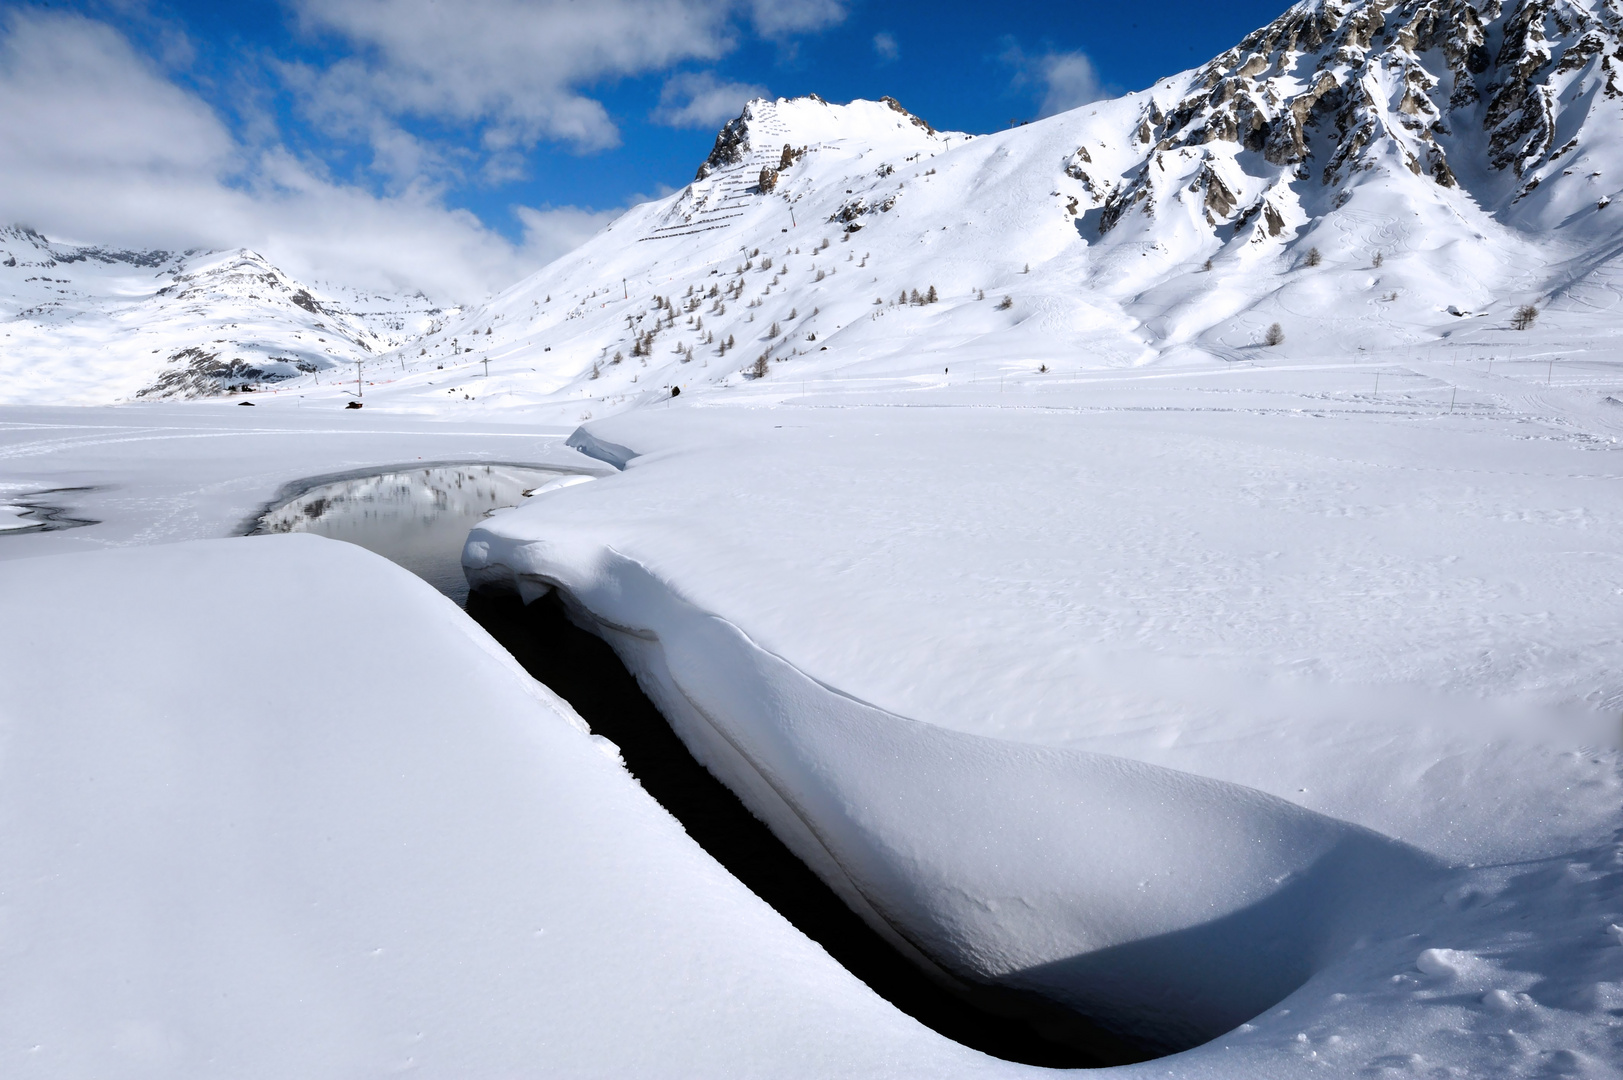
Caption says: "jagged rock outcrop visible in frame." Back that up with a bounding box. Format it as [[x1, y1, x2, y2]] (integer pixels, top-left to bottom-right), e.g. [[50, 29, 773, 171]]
[[880, 95, 937, 135], [1092, 0, 1623, 237], [696, 114, 751, 181]]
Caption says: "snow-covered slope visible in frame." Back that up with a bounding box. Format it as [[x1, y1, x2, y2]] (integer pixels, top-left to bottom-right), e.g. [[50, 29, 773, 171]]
[[0, 226, 447, 403], [18, 0, 1623, 412], [240, 0, 1623, 418]]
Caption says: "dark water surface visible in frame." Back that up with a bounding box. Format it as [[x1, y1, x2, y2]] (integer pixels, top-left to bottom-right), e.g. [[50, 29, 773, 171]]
[[254, 464, 566, 602]]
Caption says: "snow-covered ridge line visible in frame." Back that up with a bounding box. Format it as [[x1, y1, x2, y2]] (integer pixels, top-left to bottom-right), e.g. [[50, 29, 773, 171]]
[[461, 520, 1444, 1052], [300, 0, 1623, 422]]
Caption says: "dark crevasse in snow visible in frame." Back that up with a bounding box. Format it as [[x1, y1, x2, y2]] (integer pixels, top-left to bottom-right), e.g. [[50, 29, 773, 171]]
[[464, 589, 1154, 1070], [252, 463, 1154, 1066]]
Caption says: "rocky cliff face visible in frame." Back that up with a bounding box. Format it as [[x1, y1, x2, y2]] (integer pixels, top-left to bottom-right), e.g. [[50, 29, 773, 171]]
[[1080, 0, 1623, 245]]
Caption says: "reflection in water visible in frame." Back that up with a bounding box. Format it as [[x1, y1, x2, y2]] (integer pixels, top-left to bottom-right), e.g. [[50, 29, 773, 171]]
[[257, 464, 566, 603]]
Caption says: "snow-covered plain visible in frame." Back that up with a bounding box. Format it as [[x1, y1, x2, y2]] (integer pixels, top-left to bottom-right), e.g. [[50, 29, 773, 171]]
[[6, 0, 1623, 1072]]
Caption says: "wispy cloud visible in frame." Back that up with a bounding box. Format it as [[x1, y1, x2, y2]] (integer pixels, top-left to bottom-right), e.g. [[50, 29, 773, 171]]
[[652, 71, 770, 130], [0, 9, 617, 300], [286, 0, 845, 155], [872, 31, 898, 62], [1001, 43, 1111, 118]]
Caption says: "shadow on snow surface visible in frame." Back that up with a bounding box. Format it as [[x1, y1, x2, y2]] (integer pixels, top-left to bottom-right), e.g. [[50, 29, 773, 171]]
[[464, 589, 1154, 1069]]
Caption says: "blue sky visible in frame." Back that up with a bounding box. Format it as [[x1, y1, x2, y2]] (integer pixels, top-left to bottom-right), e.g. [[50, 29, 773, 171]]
[[0, 0, 1292, 296]]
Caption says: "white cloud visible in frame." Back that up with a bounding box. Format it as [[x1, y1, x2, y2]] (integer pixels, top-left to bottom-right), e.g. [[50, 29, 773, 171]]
[[0, 10, 616, 301], [289, 0, 844, 154], [1002, 44, 1109, 119], [872, 32, 898, 62], [516, 204, 625, 261], [745, 0, 845, 38], [1035, 51, 1105, 116], [652, 71, 770, 129]]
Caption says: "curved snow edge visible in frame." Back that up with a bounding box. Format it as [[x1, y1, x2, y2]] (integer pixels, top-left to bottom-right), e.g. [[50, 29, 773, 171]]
[[464, 533, 1445, 1051], [565, 428, 639, 470]]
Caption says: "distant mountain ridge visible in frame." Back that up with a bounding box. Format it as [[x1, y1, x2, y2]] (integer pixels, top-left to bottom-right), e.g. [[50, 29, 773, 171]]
[[0, 226, 448, 403]]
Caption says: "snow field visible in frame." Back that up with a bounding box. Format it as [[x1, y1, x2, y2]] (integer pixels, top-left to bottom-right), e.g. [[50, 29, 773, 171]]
[[464, 364, 1623, 1070], [0, 535, 1029, 1079], [0, 403, 592, 560]]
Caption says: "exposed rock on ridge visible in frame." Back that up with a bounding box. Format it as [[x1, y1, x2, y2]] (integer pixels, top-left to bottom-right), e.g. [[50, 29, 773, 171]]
[[1083, 0, 1623, 241]]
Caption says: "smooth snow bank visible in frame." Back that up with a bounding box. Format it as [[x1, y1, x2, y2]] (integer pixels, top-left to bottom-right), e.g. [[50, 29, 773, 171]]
[[466, 380, 1623, 1070], [0, 536, 1021, 1078], [467, 538, 1441, 1050]]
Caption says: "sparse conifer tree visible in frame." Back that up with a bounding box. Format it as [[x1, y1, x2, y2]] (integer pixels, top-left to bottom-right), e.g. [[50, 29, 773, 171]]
[[926, 285, 938, 303], [1265, 322, 1285, 346], [1303, 247, 1322, 267], [1511, 304, 1539, 330]]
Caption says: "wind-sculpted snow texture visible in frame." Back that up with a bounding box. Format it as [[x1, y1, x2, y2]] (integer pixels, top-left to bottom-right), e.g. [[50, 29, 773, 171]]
[[466, 395, 1623, 1070], [0, 226, 446, 403]]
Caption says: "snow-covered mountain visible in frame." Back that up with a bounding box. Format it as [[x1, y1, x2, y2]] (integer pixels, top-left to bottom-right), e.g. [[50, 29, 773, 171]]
[[12, 0, 1623, 411], [278, 0, 1623, 417], [0, 226, 449, 403]]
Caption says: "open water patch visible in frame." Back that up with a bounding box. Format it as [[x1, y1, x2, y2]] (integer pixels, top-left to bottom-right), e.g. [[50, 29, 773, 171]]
[[249, 463, 573, 603], [0, 487, 98, 535]]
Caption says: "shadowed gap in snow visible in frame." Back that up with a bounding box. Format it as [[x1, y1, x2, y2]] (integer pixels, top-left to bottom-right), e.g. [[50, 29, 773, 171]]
[[464, 588, 1154, 1069]]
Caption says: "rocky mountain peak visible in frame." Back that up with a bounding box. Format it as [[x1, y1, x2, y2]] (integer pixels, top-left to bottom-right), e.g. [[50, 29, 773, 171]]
[[1081, 0, 1623, 242]]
